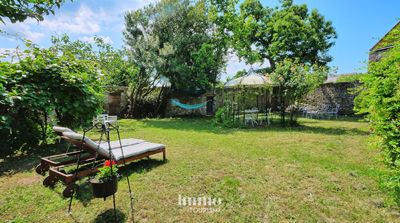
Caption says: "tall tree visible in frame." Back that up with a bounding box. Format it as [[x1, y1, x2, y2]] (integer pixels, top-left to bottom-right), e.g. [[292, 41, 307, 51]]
[[210, 0, 337, 70], [0, 0, 68, 23], [124, 6, 172, 116], [124, 0, 227, 97], [270, 58, 327, 123]]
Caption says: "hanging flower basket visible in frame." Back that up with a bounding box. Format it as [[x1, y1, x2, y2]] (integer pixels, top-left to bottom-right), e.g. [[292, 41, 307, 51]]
[[91, 160, 119, 198], [90, 176, 118, 198]]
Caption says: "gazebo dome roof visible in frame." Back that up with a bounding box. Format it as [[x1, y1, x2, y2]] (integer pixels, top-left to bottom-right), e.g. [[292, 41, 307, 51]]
[[224, 68, 272, 88]]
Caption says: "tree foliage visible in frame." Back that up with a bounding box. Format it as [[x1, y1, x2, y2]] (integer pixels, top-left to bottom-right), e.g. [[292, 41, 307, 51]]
[[234, 69, 247, 78], [123, 6, 170, 117], [0, 38, 104, 156], [270, 58, 327, 123], [210, 0, 337, 70], [124, 0, 227, 96], [354, 36, 400, 195], [0, 0, 68, 23]]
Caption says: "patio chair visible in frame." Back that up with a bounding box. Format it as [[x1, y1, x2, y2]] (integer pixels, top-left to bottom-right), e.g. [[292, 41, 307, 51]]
[[39, 128, 166, 197], [244, 107, 259, 127], [304, 107, 320, 119], [322, 104, 340, 119], [260, 108, 272, 125]]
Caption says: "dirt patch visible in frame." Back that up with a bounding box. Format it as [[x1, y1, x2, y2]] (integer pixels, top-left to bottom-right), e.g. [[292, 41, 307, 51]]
[[17, 175, 42, 186]]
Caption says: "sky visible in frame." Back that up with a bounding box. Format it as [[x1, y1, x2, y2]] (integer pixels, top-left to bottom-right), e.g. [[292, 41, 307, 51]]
[[0, 0, 399, 81]]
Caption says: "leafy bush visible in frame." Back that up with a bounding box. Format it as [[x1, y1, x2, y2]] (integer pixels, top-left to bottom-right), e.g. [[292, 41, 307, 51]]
[[270, 58, 327, 123], [214, 103, 241, 128], [354, 37, 400, 200], [97, 160, 119, 182], [0, 40, 104, 156], [336, 73, 365, 83]]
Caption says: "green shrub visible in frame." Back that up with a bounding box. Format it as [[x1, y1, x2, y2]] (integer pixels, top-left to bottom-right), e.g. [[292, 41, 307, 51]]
[[0, 117, 41, 156], [214, 103, 239, 128], [354, 36, 400, 200], [336, 73, 365, 83], [0, 40, 104, 156], [270, 58, 327, 123]]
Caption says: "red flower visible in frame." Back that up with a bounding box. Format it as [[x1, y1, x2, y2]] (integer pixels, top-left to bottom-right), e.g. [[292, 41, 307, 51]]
[[104, 160, 116, 167]]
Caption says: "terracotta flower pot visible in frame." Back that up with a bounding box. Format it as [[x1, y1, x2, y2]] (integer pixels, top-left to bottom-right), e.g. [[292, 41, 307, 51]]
[[90, 176, 118, 198]]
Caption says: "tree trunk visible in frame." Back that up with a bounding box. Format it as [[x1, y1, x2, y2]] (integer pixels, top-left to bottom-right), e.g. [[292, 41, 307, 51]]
[[154, 87, 166, 117], [280, 97, 285, 124], [278, 87, 285, 124], [40, 110, 48, 144], [128, 87, 141, 117]]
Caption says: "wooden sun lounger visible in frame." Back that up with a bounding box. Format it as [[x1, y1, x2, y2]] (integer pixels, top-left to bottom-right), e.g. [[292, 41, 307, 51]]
[[38, 133, 166, 197]]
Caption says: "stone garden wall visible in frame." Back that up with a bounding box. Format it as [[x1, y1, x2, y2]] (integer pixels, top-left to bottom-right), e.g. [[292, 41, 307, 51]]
[[106, 82, 361, 117], [104, 87, 128, 116], [304, 82, 361, 115]]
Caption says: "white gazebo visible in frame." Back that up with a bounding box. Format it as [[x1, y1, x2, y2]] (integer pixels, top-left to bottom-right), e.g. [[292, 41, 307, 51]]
[[222, 68, 274, 126]]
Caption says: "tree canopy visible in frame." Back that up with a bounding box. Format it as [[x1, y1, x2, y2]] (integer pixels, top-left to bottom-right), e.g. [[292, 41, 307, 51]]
[[0, 0, 68, 23], [270, 58, 327, 123], [210, 0, 337, 70], [124, 0, 227, 96]]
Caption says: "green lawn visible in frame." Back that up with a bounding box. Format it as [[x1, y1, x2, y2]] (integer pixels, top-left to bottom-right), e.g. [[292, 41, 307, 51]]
[[0, 117, 398, 222]]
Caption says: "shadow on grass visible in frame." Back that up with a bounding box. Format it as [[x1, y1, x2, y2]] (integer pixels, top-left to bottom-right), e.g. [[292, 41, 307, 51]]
[[74, 181, 93, 206], [140, 117, 368, 136], [299, 116, 365, 123], [0, 143, 69, 176], [118, 158, 166, 176], [92, 208, 126, 223], [268, 124, 369, 136]]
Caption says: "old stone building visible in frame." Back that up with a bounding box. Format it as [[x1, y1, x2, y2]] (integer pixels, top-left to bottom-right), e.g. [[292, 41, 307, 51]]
[[369, 21, 400, 62]]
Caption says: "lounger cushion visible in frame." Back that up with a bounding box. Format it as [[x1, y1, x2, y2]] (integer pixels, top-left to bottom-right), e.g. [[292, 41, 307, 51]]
[[53, 126, 74, 134], [99, 139, 145, 150], [61, 131, 109, 156], [111, 142, 165, 161], [62, 132, 149, 159]]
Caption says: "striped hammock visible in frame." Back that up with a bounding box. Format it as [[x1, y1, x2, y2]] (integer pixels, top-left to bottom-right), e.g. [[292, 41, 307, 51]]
[[170, 99, 208, 110]]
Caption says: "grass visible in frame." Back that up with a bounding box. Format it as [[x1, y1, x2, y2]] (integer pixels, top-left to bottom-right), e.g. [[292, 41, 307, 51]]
[[336, 73, 365, 83], [0, 117, 398, 222]]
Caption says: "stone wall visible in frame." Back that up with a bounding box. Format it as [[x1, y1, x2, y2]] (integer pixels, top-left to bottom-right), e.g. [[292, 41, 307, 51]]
[[369, 47, 391, 62], [104, 87, 128, 116], [105, 82, 360, 116], [304, 82, 360, 115]]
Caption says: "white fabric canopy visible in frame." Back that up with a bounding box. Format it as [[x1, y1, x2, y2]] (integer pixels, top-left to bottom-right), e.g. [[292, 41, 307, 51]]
[[224, 69, 272, 88]]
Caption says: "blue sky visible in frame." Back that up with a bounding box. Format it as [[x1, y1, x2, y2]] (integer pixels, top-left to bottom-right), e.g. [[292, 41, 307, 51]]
[[0, 0, 399, 80]]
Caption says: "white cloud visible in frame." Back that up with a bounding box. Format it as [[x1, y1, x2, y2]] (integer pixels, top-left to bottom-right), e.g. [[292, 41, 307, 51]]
[[0, 0, 160, 46], [0, 19, 45, 42], [41, 5, 100, 34], [223, 50, 270, 81], [37, 1, 158, 37], [0, 48, 33, 62], [0, 48, 16, 57], [80, 35, 114, 44]]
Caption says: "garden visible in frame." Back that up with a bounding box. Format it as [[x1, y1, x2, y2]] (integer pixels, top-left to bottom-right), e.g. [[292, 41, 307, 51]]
[[1, 117, 399, 222], [0, 0, 399, 222]]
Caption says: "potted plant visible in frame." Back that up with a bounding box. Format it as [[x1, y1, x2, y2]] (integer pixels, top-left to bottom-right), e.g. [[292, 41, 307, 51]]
[[90, 160, 119, 198]]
